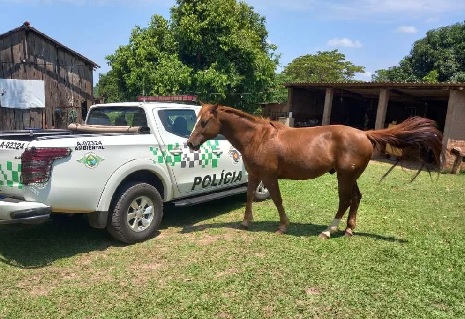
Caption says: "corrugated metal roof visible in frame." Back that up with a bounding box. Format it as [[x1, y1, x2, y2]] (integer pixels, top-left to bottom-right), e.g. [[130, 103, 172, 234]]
[[285, 81, 465, 102], [0, 22, 100, 69], [284, 81, 465, 89]]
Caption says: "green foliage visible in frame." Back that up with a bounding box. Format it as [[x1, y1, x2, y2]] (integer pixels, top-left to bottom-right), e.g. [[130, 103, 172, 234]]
[[372, 59, 419, 82], [266, 50, 365, 103], [98, 0, 278, 112], [267, 72, 292, 104], [96, 70, 126, 102], [422, 69, 439, 83], [373, 21, 465, 82], [282, 50, 365, 83]]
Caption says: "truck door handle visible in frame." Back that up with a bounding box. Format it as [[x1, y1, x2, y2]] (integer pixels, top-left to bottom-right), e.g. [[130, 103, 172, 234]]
[[169, 150, 183, 156]]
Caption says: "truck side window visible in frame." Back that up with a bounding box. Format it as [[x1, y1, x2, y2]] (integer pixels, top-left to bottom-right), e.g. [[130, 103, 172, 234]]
[[157, 109, 195, 138], [157, 109, 226, 140]]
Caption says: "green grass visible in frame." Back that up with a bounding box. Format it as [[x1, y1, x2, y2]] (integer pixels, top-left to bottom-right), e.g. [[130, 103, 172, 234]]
[[1, 161, 464, 319]]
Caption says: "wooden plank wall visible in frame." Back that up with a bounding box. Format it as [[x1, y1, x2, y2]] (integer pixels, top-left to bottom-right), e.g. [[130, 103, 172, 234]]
[[0, 28, 94, 130]]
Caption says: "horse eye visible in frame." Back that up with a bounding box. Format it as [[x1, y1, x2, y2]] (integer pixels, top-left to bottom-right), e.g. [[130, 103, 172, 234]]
[[201, 119, 209, 128]]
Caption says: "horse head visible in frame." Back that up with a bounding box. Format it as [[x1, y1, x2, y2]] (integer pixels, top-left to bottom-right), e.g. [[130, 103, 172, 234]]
[[187, 103, 221, 151]]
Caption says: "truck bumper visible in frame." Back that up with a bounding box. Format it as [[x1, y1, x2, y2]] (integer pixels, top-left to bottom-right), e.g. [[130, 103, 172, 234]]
[[0, 197, 51, 225]]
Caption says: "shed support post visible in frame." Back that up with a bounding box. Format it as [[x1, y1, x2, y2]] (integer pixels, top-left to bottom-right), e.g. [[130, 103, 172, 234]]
[[375, 89, 390, 130], [322, 88, 334, 126], [442, 89, 465, 171]]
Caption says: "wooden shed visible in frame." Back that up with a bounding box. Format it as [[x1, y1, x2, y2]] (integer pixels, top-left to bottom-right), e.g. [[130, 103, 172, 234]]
[[0, 21, 99, 130], [264, 82, 465, 172]]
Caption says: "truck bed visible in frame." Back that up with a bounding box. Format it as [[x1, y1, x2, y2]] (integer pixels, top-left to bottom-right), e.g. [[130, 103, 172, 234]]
[[0, 125, 149, 142], [0, 129, 73, 141]]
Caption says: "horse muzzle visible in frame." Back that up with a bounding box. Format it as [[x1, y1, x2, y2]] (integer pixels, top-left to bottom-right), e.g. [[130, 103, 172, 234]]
[[187, 140, 201, 151]]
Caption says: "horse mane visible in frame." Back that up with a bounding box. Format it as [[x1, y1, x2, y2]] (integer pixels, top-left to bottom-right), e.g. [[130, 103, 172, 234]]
[[218, 105, 287, 129]]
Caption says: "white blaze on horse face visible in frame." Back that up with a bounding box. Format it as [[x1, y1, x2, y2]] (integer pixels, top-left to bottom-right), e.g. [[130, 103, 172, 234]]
[[321, 218, 341, 238], [194, 112, 202, 130], [189, 112, 205, 144]]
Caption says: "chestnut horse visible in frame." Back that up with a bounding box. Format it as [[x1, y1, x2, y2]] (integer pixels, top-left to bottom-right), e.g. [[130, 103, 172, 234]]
[[187, 104, 443, 239]]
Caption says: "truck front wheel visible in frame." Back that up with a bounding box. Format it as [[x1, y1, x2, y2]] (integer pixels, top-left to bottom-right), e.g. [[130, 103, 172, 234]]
[[107, 182, 163, 244]]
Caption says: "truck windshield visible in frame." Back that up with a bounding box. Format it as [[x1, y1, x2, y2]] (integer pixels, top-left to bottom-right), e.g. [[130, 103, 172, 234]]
[[87, 107, 147, 126]]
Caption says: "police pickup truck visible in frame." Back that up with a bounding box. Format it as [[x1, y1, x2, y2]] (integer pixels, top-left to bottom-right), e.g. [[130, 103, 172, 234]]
[[0, 101, 269, 243]]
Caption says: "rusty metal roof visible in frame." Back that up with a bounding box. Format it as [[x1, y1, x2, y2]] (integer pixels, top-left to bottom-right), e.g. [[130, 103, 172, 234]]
[[0, 21, 100, 69], [284, 81, 465, 89], [284, 81, 465, 102]]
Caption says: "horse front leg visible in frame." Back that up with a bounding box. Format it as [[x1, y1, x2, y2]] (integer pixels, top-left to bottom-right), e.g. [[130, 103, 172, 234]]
[[241, 175, 260, 229]]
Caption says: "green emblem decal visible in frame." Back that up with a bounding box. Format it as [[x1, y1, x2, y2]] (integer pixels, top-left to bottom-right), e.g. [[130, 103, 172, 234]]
[[0, 161, 23, 189], [77, 152, 104, 169], [150, 140, 221, 169]]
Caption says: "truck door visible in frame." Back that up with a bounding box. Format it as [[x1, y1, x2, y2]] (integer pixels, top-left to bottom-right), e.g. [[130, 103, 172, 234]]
[[152, 107, 246, 197]]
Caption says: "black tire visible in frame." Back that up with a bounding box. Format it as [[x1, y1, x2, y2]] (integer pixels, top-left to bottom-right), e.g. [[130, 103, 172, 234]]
[[254, 181, 270, 201], [107, 182, 163, 244]]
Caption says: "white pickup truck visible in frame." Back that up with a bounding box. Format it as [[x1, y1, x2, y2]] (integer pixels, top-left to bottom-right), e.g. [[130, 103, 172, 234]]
[[0, 101, 269, 243]]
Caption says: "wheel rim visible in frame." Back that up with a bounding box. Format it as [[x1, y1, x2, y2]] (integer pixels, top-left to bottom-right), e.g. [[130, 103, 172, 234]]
[[126, 195, 155, 232], [256, 181, 268, 196]]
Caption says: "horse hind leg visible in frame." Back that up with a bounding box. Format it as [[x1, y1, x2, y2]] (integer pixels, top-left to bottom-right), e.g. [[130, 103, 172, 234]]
[[344, 182, 362, 237], [263, 177, 289, 234], [319, 175, 356, 239]]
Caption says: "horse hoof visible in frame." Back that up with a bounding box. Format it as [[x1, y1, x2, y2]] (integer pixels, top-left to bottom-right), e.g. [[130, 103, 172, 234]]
[[318, 233, 330, 240], [240, 221, 250, 230], [275, 228, 285, 235], [344, 229, 353, 237]]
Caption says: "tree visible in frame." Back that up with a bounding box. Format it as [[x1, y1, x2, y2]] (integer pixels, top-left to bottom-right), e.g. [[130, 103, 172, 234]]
[[98, 0, 278, 112], [372, 21, 465, 82], [100, 15, 192, 101], [282, 50, 365, 83], [266, 50, 365, 103], [371, 59, 418, 82], [95, 70, 126, 102], [268, 71, 292, 104]]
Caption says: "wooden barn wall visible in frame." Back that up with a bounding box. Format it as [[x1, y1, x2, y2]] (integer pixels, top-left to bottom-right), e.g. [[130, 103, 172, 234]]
[[261, 103, 288, 120], [0, 29, 94, 130]]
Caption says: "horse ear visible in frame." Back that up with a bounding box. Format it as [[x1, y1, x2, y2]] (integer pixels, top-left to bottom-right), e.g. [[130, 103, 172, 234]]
[[210, 104, 219, 116]]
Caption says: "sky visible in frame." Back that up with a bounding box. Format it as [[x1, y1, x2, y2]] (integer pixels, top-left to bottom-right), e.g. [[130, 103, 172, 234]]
[[1, 0, 464, 86]]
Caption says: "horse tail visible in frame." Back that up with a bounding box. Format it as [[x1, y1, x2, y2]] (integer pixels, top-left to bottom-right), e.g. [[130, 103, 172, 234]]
[[365, 117, 444, 169]]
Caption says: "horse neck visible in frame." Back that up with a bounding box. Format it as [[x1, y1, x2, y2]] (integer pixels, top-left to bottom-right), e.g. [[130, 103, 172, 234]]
[[218, 109, 258, 154]]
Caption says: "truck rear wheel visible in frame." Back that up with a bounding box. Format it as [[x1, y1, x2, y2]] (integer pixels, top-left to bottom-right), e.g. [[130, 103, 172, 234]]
[[107, 182, 163, 244]]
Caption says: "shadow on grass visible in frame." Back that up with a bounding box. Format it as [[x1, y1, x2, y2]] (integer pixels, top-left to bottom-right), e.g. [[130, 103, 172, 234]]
[[0, 215, 118, 269], [179, 216, 408, 243], [0, 194, 247, 269], [0, 193, 406, 268], [166, 194, 408, 243], [354, 232, 408, 243], [160, 193, 247, 229]]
